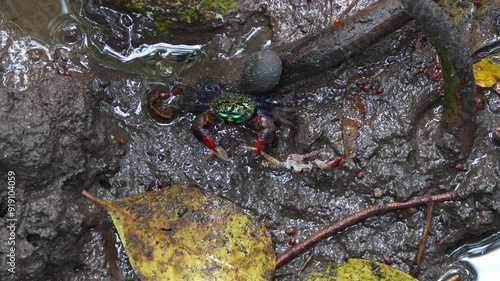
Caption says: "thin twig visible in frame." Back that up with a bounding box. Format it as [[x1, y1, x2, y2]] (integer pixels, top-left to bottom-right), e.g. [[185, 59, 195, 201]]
[[276, 190, 461, 268], [411, 202, 434, 277]]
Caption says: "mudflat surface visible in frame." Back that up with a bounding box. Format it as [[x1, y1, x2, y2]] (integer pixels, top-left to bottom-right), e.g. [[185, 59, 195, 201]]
[[0, 1, 499, 280]]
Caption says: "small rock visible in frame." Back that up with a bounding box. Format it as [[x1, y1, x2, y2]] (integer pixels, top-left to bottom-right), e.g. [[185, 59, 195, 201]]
[[478, 210, 494, 225]]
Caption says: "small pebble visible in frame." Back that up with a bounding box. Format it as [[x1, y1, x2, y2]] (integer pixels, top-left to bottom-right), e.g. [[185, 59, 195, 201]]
[[374, 87, 384, 95], [478, 210, 494, 225], [455, 160, 467, 172], [359, 82, 372, 92], [285, 226, 297, 236], [177, 206, 188, 217], [157, 181, 166, 190], [475, 96, 484, 111], [64, 27, 78, 43], [383, 255, 393, 266], [117, 136, 127, 145], [373, 188, 383, 198]]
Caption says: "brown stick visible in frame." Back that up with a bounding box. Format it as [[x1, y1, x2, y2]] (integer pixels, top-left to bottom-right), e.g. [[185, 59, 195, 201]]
[[411, 202, 434, 277], [82, 189, 107, 206], [276, 190, 461, 268], [180, 0, 410, 92], [277, 0, 409, 86]]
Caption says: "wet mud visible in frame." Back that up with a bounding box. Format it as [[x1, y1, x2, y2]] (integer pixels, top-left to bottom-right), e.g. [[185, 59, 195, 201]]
[[0, 0, 499, 280]]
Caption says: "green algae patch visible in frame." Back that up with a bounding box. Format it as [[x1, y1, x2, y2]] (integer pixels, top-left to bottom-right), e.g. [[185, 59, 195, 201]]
[[104, 0, 235, 37], [199, 0, 234, 21]]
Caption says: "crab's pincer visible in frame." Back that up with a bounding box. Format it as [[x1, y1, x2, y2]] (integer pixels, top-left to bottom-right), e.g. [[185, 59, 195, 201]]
[[254, 113, 277, 155], [192, 112, 218, 152]]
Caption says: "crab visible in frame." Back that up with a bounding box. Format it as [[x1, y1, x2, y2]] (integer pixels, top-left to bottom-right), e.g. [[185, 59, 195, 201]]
[[148, 83, 280, 159]]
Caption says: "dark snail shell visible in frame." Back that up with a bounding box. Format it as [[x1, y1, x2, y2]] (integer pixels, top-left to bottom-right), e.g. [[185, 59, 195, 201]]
[[241, 50, 283, 96]]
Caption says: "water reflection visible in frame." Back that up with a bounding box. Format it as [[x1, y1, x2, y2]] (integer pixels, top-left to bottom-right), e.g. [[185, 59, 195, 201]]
[[0, 0, 88, 90], [80, 0, 200, 78], [439, 231, 500, 281], [0, 0, 200, 84], [0, 0, 70, 39]]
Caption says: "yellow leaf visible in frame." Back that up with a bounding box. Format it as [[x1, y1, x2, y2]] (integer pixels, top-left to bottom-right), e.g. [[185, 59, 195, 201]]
[[473, 54, 500, 87], [304, 259, 418, 281], [82, 185, 275, 280]]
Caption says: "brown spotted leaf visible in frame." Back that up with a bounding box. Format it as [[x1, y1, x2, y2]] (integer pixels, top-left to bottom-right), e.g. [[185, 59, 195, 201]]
[[82, 185, 275, 280]]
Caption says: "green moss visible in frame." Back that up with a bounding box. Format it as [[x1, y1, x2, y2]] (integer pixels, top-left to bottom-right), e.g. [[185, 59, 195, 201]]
[[106, 0, 235, 36], [177, 8, 197, 23], [437, 0, 468, 24], [440, 51, 460, 126], [204, 13, 215, 21], [151, 9, 173, 35], [199, 0, 235, 15]]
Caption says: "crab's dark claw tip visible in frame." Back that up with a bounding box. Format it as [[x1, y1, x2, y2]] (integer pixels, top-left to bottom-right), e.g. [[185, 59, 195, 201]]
[[256, 139, 265, 155], [203, 137, 217, 153], [331, 156, 346, 168]]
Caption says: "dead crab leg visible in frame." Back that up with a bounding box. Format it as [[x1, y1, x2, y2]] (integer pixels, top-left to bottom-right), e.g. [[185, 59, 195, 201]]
[[246, 147, 346, 172], [312, 156, 346, 170], [245, 146, 285, 168]]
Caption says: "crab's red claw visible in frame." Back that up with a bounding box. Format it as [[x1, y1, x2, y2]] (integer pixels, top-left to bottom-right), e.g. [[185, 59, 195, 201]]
[[256, 139, 265, 155], [256, 129, 276, 155], [203, 136, 217, 153], [192, 112, 218, 152], [330, 156, 346, 168], [254, 113, 277, 155]]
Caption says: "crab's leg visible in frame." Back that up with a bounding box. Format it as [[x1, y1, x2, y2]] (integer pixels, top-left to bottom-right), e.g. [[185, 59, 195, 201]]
[[253, 112, 277, 155], [191, 112, 217, 152]]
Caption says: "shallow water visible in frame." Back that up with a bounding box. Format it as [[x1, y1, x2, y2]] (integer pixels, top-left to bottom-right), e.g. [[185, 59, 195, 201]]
[[1, 1, 499, 280], [439, 232, 500, 281], [0, 0, 71, 39], [0, 0, 200, 91]]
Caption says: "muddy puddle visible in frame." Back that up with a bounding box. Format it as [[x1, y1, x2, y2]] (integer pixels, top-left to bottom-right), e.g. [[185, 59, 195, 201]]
[[0, 0, 499, 280]]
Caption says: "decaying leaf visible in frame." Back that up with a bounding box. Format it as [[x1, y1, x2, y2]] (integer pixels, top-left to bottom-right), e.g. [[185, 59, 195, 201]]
[[304, 259, 418, 281], [82, 185, 275, 280], [341, 117, 361, 157], [473, 54, 500, 88], [353, 95, 367, 115]]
